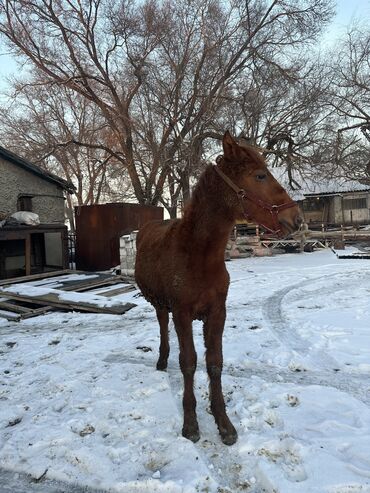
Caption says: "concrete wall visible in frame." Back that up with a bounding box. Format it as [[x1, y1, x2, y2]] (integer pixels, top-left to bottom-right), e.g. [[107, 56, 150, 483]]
[[0, 157, 66, 223]]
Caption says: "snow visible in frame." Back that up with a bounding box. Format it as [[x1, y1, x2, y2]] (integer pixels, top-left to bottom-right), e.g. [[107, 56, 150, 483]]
[[1, 250, 370, 492]]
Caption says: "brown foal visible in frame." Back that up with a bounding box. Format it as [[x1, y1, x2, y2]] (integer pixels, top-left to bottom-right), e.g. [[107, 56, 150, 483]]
[[135, 131, 301, 445]]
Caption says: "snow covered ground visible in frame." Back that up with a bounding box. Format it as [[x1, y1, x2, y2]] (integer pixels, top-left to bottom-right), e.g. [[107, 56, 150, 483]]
[[1, 249, 370, 493]]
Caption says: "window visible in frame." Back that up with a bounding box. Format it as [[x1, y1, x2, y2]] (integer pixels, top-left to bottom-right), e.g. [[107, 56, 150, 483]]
[[17, 195, 33, 212], [343, 197, 367, 210]]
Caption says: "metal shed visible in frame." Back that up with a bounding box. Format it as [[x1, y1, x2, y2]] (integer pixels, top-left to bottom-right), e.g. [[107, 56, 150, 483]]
[[75, 203, 163, 271]]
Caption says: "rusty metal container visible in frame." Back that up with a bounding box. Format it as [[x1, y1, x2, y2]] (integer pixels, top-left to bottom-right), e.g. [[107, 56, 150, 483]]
[[75, 203, 163, 271]]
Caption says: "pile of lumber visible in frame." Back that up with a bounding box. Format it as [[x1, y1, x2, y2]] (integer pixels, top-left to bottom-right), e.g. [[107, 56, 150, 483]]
[[226, 235, 272, 259], [0, 270, 137, 322]]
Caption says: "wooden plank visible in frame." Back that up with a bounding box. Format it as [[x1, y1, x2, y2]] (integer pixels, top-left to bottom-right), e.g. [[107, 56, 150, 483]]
[[0, 300, 31, 314], [61, 276, 123, 293], [20, 306, 55, 319], [98, 285, 136, 297], [0, 269, 77, 287], [0, 290, 136, 315]]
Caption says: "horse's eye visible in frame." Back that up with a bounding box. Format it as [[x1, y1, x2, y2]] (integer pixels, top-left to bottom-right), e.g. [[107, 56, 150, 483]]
[[255, 173, 267, 181]]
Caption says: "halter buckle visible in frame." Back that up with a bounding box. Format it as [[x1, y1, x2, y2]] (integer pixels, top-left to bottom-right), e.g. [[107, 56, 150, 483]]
[[237, 189, 247, 200]]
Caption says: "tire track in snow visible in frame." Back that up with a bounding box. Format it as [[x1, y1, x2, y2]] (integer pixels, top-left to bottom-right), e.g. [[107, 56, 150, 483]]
[[226, 364, 370, 406], [262, 272, 370, 371], [262, 271, 370, 405]]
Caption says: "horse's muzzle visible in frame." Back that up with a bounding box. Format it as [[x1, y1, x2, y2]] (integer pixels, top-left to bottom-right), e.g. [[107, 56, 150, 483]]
[[279, 212, 304, 236]]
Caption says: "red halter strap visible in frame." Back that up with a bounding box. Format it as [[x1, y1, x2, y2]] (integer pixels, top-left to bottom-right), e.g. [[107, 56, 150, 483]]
[[213, 165, 297, 236]]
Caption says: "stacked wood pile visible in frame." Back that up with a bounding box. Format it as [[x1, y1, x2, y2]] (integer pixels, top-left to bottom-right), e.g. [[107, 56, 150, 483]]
[[226, 235, 272, 259]]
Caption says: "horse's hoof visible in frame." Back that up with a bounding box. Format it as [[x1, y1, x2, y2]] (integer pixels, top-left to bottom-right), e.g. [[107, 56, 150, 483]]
[[182, 426, 200, 443], [220, 429, 238, 446], [156, 360, 167, 371]]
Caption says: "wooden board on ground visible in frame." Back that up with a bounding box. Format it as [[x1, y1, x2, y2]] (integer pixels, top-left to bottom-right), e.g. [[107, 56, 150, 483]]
[[0, 271, 137, 321], [0, 300, 31, 314], [0, 290, 136, 315], [97, 285, 136, 297], [0, 304, 54, 321], [60, 276, 128, 293], [0, 270, 78, 287]]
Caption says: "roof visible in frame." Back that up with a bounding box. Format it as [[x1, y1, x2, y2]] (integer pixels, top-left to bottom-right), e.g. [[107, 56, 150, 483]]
[[296, 176, 370, 197], [270, 167, 370, 201], [0, 145, 75, 194]]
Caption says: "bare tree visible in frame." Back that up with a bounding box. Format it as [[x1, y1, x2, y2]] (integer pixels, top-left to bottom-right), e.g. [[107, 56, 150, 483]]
[[208, 51, 338, 191], [0, 83, 133, 229], [0, 0, 169, 203], [0, 0, 334, 216], [329, 22, 370, 183], [135, 0, 334, 212]]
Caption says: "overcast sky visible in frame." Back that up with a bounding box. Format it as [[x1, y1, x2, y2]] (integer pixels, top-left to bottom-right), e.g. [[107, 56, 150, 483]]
[[324, 0, 370, 41], [0, 0, 369, 94]]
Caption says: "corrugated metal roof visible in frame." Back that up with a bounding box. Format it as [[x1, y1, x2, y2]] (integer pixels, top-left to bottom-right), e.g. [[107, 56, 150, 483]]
[[0, 145, 75, 194], [270, 167, 370, 201]]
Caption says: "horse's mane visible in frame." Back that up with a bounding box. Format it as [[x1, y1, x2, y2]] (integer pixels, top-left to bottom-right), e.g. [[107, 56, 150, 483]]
[[183, 164, 219, 220]]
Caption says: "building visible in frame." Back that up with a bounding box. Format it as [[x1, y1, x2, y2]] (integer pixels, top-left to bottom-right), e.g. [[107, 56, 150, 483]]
[[0, 146, 74, 222], [297, 178, 370, 228], [0, 146, 75, 279], [271, 168, 370, 229]]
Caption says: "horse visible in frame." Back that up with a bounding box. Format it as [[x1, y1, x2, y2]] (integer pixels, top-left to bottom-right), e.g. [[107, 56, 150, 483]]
[[135, 131, 302, 445]]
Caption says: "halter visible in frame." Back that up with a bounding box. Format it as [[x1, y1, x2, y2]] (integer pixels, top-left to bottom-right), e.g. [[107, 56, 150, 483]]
[[214, 164, 297, 236]]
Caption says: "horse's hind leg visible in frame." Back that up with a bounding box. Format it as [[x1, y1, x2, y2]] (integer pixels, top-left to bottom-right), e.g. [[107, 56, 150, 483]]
[[204, 305, 237, 445], [156, 307, 170, 371]]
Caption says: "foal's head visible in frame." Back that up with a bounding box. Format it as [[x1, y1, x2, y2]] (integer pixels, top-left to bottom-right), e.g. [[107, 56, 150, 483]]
[[216, 131, 302, 236]]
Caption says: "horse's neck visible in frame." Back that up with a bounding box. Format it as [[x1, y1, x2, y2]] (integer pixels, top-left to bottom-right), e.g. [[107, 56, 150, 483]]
[[182, 175, 235, 260]]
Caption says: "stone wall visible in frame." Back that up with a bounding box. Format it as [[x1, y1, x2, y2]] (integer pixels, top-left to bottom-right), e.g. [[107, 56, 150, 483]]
[[0, 157, 66, 223]]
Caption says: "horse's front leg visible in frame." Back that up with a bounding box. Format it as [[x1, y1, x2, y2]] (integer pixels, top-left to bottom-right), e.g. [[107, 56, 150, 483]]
[[203, 305, 237, 445], [173, 310, 199, 442]]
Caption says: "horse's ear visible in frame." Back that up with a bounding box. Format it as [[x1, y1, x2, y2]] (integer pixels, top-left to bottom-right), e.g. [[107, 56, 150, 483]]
[[223, 131, 241, 160]]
